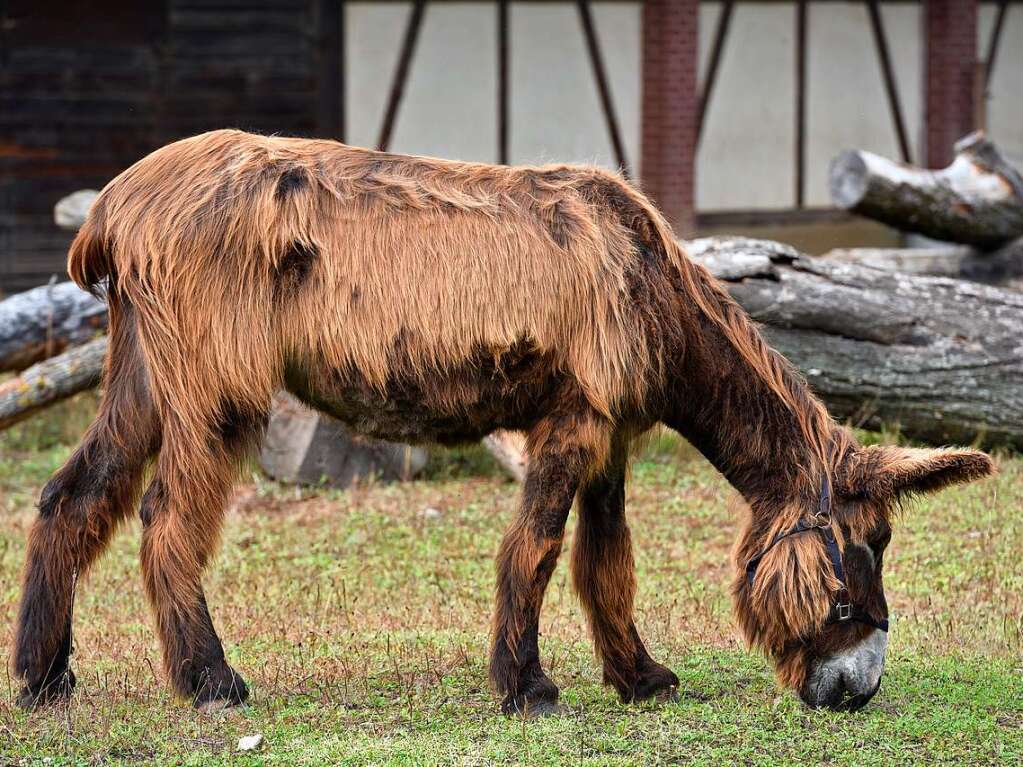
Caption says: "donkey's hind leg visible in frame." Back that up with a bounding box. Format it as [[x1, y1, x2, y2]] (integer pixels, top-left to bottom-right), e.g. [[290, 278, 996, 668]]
[[490, 406, 613, 717], [139, 406, 263, 709], [571, 435, 679, 703], [14, 311, 159, 708]]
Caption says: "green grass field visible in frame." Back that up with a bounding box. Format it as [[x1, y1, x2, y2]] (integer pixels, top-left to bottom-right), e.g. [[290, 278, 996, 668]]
[[0, 394, 1021, 765]]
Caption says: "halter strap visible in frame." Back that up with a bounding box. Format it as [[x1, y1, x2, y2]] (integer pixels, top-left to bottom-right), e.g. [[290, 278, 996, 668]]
[[745, 480, 889, 633]]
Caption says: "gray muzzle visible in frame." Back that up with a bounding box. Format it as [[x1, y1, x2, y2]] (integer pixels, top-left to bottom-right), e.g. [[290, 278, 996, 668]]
[[800, 629, 888, 711]]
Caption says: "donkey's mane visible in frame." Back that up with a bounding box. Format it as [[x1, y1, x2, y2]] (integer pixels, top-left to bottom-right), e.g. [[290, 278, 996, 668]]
[[669, 250, 843, 484]]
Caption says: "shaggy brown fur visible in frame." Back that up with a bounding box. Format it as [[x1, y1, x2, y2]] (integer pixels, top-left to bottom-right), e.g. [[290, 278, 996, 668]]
[[14, 130, 993, 713]]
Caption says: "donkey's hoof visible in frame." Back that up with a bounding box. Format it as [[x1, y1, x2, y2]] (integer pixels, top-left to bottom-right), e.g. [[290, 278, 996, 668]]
[[17, 669, 76, 710], [192, 665, 249, 711], [500, 677, 565, 718], [630, 664, 680, 705]]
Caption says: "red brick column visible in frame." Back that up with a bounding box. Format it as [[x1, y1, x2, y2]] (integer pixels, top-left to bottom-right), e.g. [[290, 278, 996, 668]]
[[641, 0, 698, 236], [923, 0, 978, 167]]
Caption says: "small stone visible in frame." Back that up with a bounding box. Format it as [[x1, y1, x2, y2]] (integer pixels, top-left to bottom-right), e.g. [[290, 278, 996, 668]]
[[419, 506, 442, 521], [237, 734, 264, 752]]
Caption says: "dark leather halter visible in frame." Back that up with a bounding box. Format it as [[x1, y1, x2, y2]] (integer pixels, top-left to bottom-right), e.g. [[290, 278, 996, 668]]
[[745, 481, 889, 633]]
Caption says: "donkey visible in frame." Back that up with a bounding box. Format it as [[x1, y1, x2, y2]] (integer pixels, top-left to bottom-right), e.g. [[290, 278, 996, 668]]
[[14, 130, 993, 714]]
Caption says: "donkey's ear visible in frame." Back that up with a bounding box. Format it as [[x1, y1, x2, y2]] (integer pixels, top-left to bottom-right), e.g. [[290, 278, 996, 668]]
[[848, 446, 995, 499]]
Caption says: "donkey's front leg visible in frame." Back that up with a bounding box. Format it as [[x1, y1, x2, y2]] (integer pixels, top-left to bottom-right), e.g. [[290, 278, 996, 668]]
[[572, 436, 679, 703], [489, 409, 611, 716]]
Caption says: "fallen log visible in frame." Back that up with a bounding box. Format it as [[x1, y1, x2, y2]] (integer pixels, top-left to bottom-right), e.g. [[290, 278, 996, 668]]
[[482, 430, 528, 482], [0, 336, 107, 430], [830, 132, 1023, 249], [823, 238, 1023, 290], [690, 237, 1023, 450], [0, 281, 108, 372]]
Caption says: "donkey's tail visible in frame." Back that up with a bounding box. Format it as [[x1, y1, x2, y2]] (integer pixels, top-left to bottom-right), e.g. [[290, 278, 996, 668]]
[[67, 200, 115, 297]]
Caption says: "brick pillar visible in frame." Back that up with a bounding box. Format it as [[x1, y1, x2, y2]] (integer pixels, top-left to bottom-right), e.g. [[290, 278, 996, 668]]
[[641, 0, 698, 236], [923, 0, 978, 167]]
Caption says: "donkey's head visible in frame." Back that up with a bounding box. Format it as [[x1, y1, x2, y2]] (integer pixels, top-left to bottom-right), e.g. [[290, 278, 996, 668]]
[[732, 445, 994, 711]]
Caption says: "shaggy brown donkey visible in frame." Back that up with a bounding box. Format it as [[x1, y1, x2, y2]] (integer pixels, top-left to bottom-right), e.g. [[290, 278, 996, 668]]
[[15, 130, 993, 714]]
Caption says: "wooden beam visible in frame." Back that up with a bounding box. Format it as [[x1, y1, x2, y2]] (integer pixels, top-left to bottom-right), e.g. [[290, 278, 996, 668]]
[[984, 0, 1010, 89], [795, 0, 807, 207], [697, 0, 734, 145], [497, 0, 510, 164], [698, 207, 856, 229], [377, 0, 427, 152], [866, 0, 912, 163], [576, 0, 630, 176]]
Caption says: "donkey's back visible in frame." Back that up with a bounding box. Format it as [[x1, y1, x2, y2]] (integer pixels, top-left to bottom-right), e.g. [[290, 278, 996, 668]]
[[73, 130, 680, 425]]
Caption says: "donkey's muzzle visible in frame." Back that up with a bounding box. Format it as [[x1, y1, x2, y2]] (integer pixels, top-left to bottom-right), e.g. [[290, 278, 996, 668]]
[[799, 628, 888, 712]]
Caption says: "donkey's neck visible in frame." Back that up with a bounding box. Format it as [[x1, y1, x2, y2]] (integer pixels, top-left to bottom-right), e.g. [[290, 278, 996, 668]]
[[661, 286, 834, 508]]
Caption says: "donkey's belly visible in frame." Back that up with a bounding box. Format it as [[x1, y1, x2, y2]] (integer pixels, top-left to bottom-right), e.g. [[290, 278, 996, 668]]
[[284, 342, 564, 445]]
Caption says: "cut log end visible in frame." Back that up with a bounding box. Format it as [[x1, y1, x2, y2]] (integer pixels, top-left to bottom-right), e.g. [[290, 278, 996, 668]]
[[829, 135, 1023, 248], [828, 150, 871, 210]]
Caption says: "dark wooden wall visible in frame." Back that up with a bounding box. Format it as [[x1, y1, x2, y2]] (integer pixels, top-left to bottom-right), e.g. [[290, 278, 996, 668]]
[[0, 0, 328, 295]]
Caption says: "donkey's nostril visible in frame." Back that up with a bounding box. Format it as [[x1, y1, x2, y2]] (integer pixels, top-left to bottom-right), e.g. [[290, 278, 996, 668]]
[[834, 676, 881, 712], [801, 670, 881, 711]]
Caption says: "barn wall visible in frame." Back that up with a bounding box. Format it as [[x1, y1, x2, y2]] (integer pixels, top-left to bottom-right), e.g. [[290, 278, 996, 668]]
[[345, 2, 641, 168], [0, 1, 165, 294], [346, 1, 1022, 211], [0, 0, 322, 295]]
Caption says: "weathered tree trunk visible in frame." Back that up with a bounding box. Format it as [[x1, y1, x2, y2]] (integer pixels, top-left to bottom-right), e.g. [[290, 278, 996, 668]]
[[0, 282, 108, 373], [830, 132, 1023, 249], [0, 336, 107, 430], [690, 237, 1023, 450], [823, 237, 1023, 290]]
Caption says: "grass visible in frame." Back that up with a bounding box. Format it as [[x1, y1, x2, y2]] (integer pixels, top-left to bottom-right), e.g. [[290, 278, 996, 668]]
[[0, 394, 1021, 765]]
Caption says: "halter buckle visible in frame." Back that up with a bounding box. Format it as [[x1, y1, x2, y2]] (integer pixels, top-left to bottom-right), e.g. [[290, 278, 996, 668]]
[[835, 587, 852, 621]]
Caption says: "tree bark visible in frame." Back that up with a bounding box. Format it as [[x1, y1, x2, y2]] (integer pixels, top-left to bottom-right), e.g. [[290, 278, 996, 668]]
[[823, 238, 1023, 290], [259, 391, 428, 488], [829, 132, 1023, 249], [0, 336, 107, 430], [690, 237, 1023, 450], [0, 281, 108, 373]]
